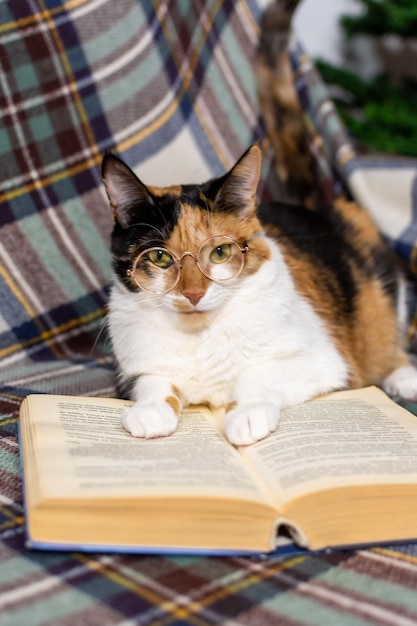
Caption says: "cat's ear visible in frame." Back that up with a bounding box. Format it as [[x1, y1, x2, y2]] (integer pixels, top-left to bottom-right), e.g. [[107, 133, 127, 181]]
[[215, 144, 261, 217], [102, 153, 154, 228]]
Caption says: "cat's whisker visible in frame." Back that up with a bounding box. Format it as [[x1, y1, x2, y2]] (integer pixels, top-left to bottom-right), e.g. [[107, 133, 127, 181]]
[[128, 222, 167, 243], [134, 293, 163, 308], [151, 203, 171, 233], [90, 317, 110, 355]]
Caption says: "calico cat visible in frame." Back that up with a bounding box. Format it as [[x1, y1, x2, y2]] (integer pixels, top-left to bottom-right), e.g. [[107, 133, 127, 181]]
[[102, 144, 417, 446]]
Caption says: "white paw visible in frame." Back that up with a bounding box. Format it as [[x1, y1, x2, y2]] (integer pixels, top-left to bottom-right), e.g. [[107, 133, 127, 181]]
[[122, 401, 178, 438], [224, 403, 280, 446], [383, 366, 417, 401]]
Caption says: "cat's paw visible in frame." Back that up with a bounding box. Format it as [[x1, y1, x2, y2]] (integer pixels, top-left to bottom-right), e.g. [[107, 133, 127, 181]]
[[224, 402, 280, 446], [383, 365, 417, 401], [122, 401, 178, 438]]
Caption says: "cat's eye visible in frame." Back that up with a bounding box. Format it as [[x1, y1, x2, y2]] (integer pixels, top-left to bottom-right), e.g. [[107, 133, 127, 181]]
[[209, 244, 232, 264], [147, 249, 173, 268]]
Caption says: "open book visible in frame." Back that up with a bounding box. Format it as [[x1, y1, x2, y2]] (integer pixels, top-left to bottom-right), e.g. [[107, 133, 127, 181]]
[[19, 387, 417, 554]]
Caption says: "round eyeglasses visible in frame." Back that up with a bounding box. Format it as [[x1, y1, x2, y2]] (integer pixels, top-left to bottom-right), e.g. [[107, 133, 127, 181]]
[[127, 235, 250, 294]]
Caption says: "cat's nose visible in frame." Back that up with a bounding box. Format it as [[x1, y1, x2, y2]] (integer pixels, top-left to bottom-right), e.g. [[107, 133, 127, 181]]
[[182, 289, 205, 306]]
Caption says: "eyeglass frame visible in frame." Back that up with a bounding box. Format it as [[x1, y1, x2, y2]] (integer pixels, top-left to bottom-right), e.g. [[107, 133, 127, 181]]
[[126, 235, 250, 294]]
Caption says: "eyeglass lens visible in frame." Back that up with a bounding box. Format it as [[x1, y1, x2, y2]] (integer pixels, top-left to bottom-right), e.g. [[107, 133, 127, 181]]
[[130, 236, 245, 294]]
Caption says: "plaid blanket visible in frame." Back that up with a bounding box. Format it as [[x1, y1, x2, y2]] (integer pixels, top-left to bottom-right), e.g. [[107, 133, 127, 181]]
[[288, 33, 417, 347], [2, 0, 417, 624]]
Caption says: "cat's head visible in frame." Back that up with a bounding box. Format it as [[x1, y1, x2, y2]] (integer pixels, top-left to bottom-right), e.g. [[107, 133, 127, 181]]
[[102, 145, 271, 328]]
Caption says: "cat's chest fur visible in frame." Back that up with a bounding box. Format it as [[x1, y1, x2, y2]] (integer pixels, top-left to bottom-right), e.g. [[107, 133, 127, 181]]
[[109, 242, 348, 407]]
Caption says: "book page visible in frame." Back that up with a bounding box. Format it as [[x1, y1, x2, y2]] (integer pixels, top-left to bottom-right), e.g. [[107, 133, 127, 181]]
[[241, 387, 417, 502], [24, 395, 269, 503]]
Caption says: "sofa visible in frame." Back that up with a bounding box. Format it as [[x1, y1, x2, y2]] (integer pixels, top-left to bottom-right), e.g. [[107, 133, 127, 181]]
[[2, 1, 417, 624]]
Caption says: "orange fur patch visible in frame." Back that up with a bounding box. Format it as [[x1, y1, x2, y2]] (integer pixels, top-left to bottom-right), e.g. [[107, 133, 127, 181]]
[[147, 184, 182, 197], [165, 386, 181, 415], [256, 21, 319, 208], [277, 197, 408, 388], [165, 203, 271, 291]]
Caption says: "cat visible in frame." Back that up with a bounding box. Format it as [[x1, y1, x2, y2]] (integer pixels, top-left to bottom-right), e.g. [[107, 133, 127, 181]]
[[102, 144, 417, 446]]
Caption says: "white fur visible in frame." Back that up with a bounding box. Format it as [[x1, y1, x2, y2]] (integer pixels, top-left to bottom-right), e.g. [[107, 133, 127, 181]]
[[109, 238, 350, 444], [382, 277, 417, 402], [383, 366, 417, 401], [121, 375, 179, 438]]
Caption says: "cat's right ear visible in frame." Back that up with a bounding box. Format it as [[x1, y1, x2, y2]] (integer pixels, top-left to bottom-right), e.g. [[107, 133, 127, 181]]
[[102, 154, 154, 228], [214, 144, 262, 218]]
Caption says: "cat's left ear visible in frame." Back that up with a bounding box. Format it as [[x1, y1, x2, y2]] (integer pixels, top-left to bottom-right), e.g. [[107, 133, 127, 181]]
[[215, 144, 262, 217]]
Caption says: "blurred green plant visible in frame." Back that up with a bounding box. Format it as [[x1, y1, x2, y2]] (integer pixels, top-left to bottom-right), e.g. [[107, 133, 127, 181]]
[[341, 0, 417, 39], [316, 0, 417, 156]]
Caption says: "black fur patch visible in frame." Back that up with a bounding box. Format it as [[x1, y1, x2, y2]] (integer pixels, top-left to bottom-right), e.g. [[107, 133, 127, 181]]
[[117, 375, 137, 399], [258, 201, 397, 318], [111, 193, 181, 290]]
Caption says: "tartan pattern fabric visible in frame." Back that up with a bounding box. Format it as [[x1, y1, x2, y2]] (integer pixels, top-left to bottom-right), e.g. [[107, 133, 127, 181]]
[[288, 34, 417, 272], [0, 0, 269, 388], [4, 513, 417, 625], [288, 34, 417, 346], [3, 0, 417, 624], [288, 35, 354, 203]]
